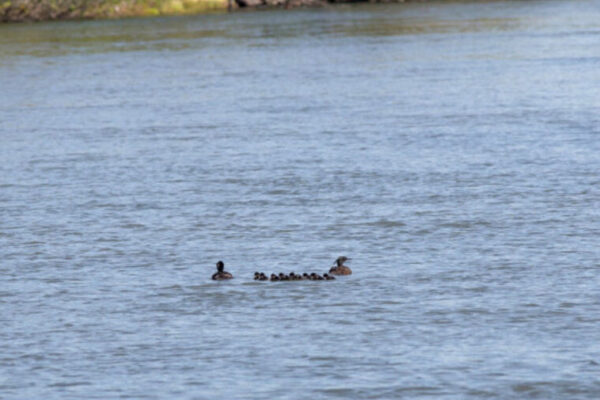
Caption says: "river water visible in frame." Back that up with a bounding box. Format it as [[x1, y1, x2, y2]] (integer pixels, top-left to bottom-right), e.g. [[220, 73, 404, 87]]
[[1, 1, 600, 398]]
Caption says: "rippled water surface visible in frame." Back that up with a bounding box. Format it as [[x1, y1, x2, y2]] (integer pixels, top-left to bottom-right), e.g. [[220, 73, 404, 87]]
[[2, 1, 600, 398]]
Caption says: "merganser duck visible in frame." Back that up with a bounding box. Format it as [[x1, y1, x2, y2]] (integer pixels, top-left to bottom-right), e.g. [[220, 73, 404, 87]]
[[329, 256, 352, 275], [211, 261, 233, 280]]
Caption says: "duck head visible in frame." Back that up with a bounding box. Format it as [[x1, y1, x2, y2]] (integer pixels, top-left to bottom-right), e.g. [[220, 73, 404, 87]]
[[335, 256, 350, 267]]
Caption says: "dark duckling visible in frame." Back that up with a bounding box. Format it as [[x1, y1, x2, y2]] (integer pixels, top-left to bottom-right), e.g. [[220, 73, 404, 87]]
[[279, 273, 290, 281], [254, 272, 260, 280], [212, 261, 233, 280], [309, 272, 324, 281], [259, 272, 268, 281], [290, 272, 303, 281], [329, 256, 352, 276], [323, 273, 336, 280], [302, 273, 310, 280], [270, 273, 279, 281]]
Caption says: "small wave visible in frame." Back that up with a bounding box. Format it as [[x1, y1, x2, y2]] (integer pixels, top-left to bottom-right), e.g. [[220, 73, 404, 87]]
[[368, 219, 406, 228], [439, 220, 491, 229], [512, 381, 552, 393], [48, 381, 92, 388], [119, 223, 147, 229]]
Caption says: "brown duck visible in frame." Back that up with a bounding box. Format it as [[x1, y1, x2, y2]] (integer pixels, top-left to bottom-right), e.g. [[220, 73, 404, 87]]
[[329, 256, 352, 276]]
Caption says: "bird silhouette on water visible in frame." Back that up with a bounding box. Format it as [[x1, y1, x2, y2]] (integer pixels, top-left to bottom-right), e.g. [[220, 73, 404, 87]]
[[212, 261, 233, 280]]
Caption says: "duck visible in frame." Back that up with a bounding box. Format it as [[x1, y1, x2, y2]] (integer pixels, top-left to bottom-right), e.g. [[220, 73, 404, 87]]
[[270, 273, 280, 281], [211, 261, 233, 280], [329, 256, 352, 275], [279, 273, 290, 281], [259, 272, 268, 281], [302, 273, 310, 280], [254, 272, 260, 280], [309, 272, 324, 281], [290, 272, 303, 281], [323, 273, 336, 280]]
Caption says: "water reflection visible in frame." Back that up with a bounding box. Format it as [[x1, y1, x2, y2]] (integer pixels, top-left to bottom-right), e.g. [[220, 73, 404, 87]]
[[3, 1, 596, 58]]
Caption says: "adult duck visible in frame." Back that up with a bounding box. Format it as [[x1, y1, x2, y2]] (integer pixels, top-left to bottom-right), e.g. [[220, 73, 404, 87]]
[[329, 256, 352, 276], [212, 261, 233, 280]]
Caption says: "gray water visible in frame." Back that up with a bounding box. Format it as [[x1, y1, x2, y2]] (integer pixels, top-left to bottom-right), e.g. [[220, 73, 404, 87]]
[[2, 0, 600, 398]]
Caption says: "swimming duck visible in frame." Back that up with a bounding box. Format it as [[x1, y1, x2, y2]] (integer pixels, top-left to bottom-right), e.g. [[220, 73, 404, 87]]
[[323, 273, 335, 280], [259, 272, 268, 281], [279, 273, 290, 281], [212, 261, 233, 280], [270, 273, 280, 281], [254, 272, 260, 280], [329, 256, 352, 276], [308, 272, 324, 280], [290, 272, 303, 281], [302, 273, 310, 280]]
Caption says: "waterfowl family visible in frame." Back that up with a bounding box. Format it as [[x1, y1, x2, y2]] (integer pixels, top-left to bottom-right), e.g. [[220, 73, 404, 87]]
[[211, 261, 233, 280], [329, 256, 352, 275], [212, 257, 351, 282]]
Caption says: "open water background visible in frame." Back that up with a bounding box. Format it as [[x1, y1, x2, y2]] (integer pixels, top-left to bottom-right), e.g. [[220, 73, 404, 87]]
[[1, 0, 600, 398]]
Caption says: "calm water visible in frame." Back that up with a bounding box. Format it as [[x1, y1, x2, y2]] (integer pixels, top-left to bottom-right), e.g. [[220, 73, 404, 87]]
[[2, 0, 600, 398]]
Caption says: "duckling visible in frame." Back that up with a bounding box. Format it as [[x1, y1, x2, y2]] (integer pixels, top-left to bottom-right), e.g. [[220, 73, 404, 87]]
[[323, 273, 336, 280], [270, 273, 279, 281], [211, 261, 233, 280], [302, 273, 310, 280], [329, 256, 352, 276], [279, 273, 290, 281], [259, 272, 268, 281], [254, 272, 260, 280], [289, 272, 297, 280]]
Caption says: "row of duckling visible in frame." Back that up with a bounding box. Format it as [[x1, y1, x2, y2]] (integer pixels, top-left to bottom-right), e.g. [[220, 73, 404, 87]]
[[212, 256, 351, 281], [254, 272, 336, 281]]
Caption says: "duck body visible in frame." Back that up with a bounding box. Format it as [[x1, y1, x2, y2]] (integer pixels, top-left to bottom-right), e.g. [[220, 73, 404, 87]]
[[329, 266, 352, 275], [212, 271, 233, 280]]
